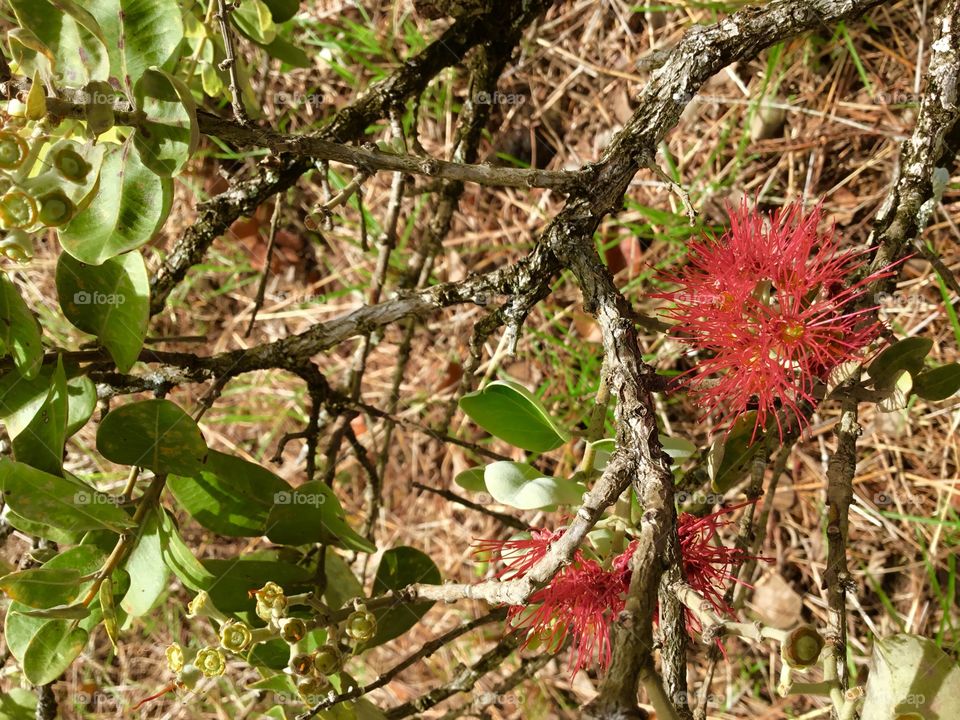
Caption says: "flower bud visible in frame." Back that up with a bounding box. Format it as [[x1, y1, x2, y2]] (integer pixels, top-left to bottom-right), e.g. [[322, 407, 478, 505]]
[[178, 663, 202, 690], [165, 643, 185, 674], [344, 608, 376, 643], [0, 131, 28, 170], [289, 652, 314, 676], [312, 644, 343, 676], [297, 675, 330, 702], [0, 191, 37, 229], [279, 617, 307, 644], [53, 146, 92, 182], [0, 230, 33, 263], [254, 581, 288, 622], [37, 190, 74, 227], [195, 647, 227, 678], [781, 625, 825, 668], [219, 620, 253, 654], [187, 591, 228, 623]]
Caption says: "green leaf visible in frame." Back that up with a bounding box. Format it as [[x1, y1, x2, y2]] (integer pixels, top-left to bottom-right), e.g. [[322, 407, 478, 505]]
[[96, 398, 208, 475], [709, 411, 762, 493], [483, 461, 584, 510], [0, 460, 134, 533], [85, 0, 184, 88], [133, 68, 199, 177], [0, 274, 43, 380], [157, 508, 216, 591], [9, 0, 110, 85], [65, 375, 96, 436], [0, 687, 37, 720], [660, 435, 697, 462], [364, 546, 440, 648], [459, 380, 569, 452], [453, 467, 485, 492], [232, 0, 277, 44], [262, 0, 299, 22], [878, 369, 912, 413], [59, 140, 172, 265], [0, 566, 85, 608], [587, 438, 616, 471], [265, 481, 375, 553], [202, 555, 313, 613], [56, 249, 150, 371], [860, 633, 960, 719], [322, 548, 363, 611], [121, 506, 168, 616], [913, 362, 960, 401], [168, 450, 292, 537], [11, 358, 67, 475], [868, 337, 933, 389], [262, 35, 311, 67], [18, 603, 92, 620], [22, 620, 88, 685]]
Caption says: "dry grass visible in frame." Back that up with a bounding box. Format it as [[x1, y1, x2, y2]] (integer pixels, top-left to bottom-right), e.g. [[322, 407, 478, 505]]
[[1, 1, 958, 719]]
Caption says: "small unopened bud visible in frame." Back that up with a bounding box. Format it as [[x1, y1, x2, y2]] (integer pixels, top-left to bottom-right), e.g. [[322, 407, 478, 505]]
[[782, 625, 825, 668], [187, 591, 228, 623], [0, 229, 33, 263], [312, 644, 343, 676], [297, 674, 330, 701], [178, 663, 202, 690]]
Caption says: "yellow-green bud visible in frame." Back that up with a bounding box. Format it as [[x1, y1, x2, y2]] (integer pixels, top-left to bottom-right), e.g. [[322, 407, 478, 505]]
[[312, 644, 343, 676], [187, 591, 228, 622], [53, 146, 91, 182], [254, 581, 288, 621], [0, 132, 28, 170], [165, 643, 185, 674], [0, 230, 33, 263], [279, 617, 307, 644], [37, 190, 74, 227], [297, 675, 330, 702], [344, 608, 376, 642], [219, 620, 253, 653], [178, 663, 202, 690], [195, 647, 226, 678], [289, 652, 314, 676], [0, 191, 37, 229]]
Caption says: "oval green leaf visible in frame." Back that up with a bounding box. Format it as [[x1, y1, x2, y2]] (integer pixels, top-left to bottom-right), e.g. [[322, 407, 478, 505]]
[[0, 274, 43, 380], [913, 362, 960, 401], [96, 398, 208, 475], [56, 249, 150, 372], [483, 461, 584, 510], [11, 358, 67, 476], [459, 380, 569, 452], [363, 546, 441, 648], [22, 620, 88, 685], [868, 337, 933, 389], [133, 68, 199, 177], [265, 480, 375, 553], [121, 506, 168, 616], [59, 140, 172, 265]]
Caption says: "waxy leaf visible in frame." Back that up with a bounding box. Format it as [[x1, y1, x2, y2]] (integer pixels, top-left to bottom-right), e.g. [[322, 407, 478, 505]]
[[868, 337, 933, 389], [0, 274, 43, 380], [168, 450, 292, 537], [56, 249, 150, 372], [265, 480, 375, 553], [459, 380, 569, 452], [96, 398, 208, 475], [133, 68, 199, 177], [11, 359, 67, 476], [157, 509, 215, 592], [364, 547, 441, 648], [861, 633, 960, 719], [59, 141, 172, 265], [709, 411, 762, 493], [121, 506, 168, 616], [483, 461, 584, 510], [913, 362, 960, 401], [22, 620, 88, 685], [0, 460, 134, 533]]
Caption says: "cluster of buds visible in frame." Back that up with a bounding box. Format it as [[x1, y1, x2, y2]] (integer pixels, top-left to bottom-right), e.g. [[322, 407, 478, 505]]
[[0, 117, 93, 263], [149, 583, 379, 708]]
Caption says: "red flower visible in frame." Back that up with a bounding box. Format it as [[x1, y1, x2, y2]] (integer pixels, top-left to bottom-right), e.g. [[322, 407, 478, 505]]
[[476, 505, 762, 673], [656, 200, 892, 438]]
